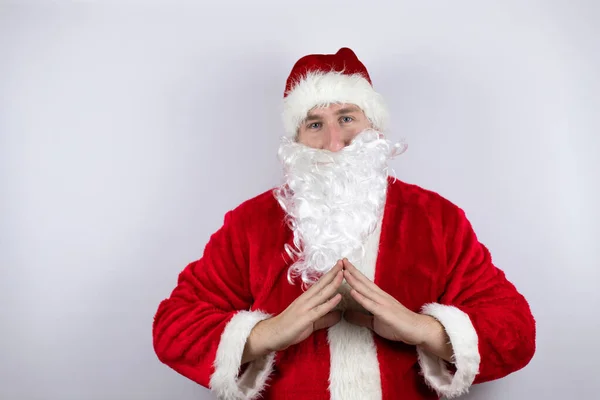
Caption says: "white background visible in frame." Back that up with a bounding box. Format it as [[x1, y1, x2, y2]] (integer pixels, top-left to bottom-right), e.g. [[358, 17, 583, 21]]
[[1, 1, 599, 399]]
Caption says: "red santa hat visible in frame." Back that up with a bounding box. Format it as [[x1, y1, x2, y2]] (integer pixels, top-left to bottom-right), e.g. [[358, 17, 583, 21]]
[[282, 47, 390, 137]]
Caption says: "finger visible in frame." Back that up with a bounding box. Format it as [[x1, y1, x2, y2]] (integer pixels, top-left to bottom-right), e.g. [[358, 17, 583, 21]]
[[343, 258, 389, 299], [343, 267, 383, 304], [305, 260, 343, 295], [305, 272, 343, 311], [349, 288, 379, 314], [311, 293, 342, 319], [304, 269, 344, 310], [313, 310, 343, 331], [343, 310, 374, 330], [343, 258, 378, 287]]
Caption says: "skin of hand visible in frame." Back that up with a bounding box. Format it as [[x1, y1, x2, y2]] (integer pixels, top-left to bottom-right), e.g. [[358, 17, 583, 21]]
[[242, 260, 345, 364], [342, 258, 454, 362]]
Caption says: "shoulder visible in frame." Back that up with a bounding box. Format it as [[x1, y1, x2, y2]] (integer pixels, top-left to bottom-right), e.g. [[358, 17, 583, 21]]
[[387, 177, 467, 226], [225, 186, 283, 228], [233, 187, 280, 214], [388, 177, 459, 211]]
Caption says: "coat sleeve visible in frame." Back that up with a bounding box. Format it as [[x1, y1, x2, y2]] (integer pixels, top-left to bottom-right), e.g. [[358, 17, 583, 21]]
[[416, 202, 536, 399], [152, 209, 276, 400]]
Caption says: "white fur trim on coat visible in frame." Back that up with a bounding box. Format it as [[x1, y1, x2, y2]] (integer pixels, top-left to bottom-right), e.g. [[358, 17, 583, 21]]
[[282, 71, 389, 136], [417, 304, 480, 399], [209, 310, 276, 400], [327, 320, 381, 400], [327, 219, 383, 400]]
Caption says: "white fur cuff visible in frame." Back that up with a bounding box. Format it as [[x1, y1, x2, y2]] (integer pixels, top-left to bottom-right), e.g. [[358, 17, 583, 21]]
[[209, 310, 276, 400], [417, 304, 480, 399]]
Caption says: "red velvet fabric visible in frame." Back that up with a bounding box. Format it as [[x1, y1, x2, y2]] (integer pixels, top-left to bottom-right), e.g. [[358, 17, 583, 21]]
[[284, 47, 372, 96], [152, 177, 536, 399]]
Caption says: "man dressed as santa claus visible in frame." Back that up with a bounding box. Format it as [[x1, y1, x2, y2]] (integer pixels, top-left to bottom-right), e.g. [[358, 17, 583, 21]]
[[152, 48, 536, 400]]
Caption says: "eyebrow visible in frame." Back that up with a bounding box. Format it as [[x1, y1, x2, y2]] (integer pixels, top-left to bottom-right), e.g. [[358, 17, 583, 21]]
[[304, 106, 362, 123], [335, 106, 362, 115], [304, 114, 322, 123]]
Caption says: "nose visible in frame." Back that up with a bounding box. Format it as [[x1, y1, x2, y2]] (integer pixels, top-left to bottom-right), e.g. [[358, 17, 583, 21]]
[[324, 124, 345, 152]]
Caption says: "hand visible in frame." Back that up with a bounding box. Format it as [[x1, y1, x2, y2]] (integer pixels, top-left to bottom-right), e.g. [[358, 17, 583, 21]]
[[242, 260, 344, 363], [342, 259, 450, 355]]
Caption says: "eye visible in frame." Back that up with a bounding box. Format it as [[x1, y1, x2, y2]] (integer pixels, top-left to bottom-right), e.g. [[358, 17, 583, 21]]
[[308, 122, 322, 129], [340, 116, 354, 123]]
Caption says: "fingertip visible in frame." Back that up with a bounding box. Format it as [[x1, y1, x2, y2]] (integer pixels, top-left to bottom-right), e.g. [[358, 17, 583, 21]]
[[329, 262, 342, 275]]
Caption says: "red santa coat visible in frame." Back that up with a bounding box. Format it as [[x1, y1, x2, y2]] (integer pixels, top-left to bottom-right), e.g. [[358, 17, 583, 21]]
[[152, 177, 536, 399]]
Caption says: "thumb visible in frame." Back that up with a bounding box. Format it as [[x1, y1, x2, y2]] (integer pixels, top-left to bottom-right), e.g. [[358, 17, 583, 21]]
[[313, 311, 342, 331], [343, 310, 374, 330]]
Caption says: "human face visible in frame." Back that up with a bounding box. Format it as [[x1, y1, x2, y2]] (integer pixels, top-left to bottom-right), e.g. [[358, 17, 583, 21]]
[[296, 103, 372, 151]]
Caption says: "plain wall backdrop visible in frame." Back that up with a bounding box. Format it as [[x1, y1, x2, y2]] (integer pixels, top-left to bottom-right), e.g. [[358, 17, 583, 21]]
[[1, 1, 599, 399]]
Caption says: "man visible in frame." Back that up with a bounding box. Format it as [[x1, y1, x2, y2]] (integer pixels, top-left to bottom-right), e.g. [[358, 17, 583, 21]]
[[152, 48, 536, 400]]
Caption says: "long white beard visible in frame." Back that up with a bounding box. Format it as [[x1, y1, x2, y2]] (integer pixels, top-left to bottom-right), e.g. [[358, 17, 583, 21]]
[[274, 129, 407, 287]]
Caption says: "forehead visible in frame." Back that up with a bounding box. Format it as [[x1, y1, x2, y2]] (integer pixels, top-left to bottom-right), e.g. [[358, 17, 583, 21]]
[[306, 103, 364, 117]]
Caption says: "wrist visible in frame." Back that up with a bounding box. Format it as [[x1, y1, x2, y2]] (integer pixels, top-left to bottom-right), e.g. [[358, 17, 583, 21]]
[[242, 319, 274, 364], [254, 318, 278, 353], [418, 315, 438, 342], [418, 315, 453, 362]]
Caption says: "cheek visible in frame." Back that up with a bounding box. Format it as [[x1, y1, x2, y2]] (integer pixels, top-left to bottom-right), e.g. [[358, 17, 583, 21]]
[[347, 121, 371, 137], [296, 130, 309, 144], [297, 131, 323, 148], [357, 119, 373, 132]]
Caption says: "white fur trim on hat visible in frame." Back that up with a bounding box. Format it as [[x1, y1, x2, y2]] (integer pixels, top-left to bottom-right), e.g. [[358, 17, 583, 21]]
[[282, 71, 389, 137]]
